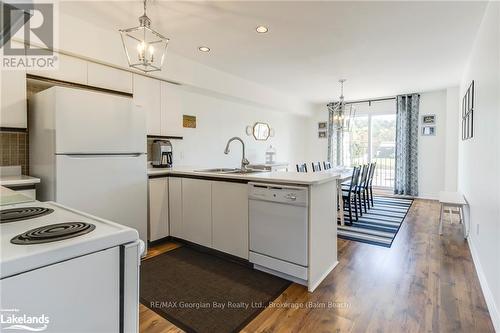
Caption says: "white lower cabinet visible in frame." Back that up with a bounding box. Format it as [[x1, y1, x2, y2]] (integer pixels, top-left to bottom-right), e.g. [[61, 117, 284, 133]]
[[181, 178, 212, 247], [212, 181, 249, 259], [168, 177, 183, 238], [148, 177, 169, 242], [165, 177, 249, 258]]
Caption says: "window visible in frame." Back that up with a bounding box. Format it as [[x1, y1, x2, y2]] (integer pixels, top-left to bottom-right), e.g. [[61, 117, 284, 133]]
[[341, 104, 396, 188]]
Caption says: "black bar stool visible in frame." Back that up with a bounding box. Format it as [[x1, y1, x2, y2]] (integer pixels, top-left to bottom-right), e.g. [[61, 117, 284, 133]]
[[296, 163, 308, 172], [311, 162, 322, 172], [342, 166, 361, 224]]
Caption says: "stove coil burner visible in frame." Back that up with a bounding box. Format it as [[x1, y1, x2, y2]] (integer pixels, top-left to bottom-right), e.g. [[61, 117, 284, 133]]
[[11, 222, 96, 245], [1, 207, 54, 224]]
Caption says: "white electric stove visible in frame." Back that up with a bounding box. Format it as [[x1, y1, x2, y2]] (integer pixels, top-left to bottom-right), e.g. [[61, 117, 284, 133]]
[[0, 201, 143, 333]]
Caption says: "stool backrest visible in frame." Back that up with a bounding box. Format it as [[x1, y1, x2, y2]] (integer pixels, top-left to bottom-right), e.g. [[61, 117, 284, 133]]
[[367, 162, 376, 186], [311, 162, 322, 172], [323, 161, 332, 170], [359, 164, 369, 189], [348, 166, 361, 192], [296, 163, 308, 173]]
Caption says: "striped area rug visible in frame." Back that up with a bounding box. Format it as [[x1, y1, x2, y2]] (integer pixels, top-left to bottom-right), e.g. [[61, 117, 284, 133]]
[[338, 196, 413, 247]]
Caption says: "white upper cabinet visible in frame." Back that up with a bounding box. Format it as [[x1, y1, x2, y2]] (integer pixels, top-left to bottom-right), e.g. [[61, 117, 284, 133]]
[[1, 68, 27, 128], [212, 181, 249, 259], [160, 82, 184, 136], [27, 53, 87, 85], [133, 74, 161, 136], [87, 63, 133, 93], [181, 178, 212, 247], [1, 40, 27, 128]]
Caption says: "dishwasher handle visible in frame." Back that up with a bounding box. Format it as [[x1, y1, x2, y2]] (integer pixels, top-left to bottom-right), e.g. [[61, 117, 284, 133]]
[[248, 182, 308, 206]]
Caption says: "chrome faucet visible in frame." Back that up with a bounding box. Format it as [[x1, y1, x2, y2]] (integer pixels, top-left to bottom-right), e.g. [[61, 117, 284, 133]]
[[224, 137, 250, 170]]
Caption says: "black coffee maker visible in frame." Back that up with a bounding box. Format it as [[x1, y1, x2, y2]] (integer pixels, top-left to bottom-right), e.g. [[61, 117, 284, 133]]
[[151, 140, 173, 168]]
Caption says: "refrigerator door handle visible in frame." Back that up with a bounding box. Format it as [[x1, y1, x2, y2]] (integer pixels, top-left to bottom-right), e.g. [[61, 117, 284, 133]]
[[58, 153, 144, 158]]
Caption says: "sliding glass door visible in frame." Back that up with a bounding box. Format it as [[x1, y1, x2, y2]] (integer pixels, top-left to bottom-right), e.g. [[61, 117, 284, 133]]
[[342, 113, 396, 188]]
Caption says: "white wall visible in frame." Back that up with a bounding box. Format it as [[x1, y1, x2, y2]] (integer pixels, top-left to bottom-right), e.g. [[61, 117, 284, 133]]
[[458, 2, 500, 331], [306, 104, 330, 165], [418, 89, 447, 199], [445, 87, 459, 191], [161, 84, 307, 168]]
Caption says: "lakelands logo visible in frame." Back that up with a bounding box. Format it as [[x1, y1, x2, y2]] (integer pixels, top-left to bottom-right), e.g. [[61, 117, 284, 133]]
[[1, 1, 58, 70], [0, 309, 50, 331]]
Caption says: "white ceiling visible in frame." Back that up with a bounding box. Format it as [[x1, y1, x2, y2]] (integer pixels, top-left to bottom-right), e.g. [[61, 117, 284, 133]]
[[61, 1, 487, 103]]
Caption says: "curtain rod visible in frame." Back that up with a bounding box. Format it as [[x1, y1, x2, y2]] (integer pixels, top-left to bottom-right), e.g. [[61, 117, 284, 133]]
[[345, 94, 421, 105]]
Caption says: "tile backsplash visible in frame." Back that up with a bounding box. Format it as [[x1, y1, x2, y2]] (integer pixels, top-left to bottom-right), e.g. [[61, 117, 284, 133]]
[[0, 131, 29, 175]]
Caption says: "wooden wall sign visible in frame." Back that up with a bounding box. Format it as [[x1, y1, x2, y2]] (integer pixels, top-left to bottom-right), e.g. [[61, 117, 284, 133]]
[[183, 115, 196, 128]]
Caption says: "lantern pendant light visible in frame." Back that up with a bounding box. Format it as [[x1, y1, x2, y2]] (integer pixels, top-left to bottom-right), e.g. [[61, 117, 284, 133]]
[[327, 79, 356, 132], [119, 0, 169, 73]]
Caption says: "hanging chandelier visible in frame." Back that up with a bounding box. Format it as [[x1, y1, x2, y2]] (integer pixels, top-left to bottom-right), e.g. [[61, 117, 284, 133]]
[[327, 79, 356, 132], [119, 0, 169, 73]]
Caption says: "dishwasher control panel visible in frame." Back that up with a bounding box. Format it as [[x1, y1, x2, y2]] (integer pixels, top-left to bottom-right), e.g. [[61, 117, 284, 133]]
[[248, 182, 308, 206]]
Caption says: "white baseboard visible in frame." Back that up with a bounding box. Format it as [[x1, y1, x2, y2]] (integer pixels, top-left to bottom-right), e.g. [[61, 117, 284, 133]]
[[417, 194, 438, 200], [468, 237, 500, 332]]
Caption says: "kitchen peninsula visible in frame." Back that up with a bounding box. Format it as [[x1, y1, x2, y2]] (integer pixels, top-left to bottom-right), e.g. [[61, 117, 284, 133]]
[[148, 166, 340, 292]]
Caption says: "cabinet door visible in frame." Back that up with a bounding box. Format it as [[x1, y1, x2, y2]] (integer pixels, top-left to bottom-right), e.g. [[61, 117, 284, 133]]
[[168, 177, 183, 238], [87, 62, 133, 93], [1, 68, 27, 128], [182, 178, 212, 247], [212, 182, 249, 259], [133, 74, 161, 136], [160, 82, 184, 136], [28, 53, 87, 85], [148, 177, 169, 241]]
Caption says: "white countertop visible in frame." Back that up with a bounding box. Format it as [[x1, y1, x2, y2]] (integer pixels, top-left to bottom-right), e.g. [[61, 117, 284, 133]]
[[0, 174, 41, 186], [148, 166, 340, 185], [0, 186, 35, 206], [0, 166, 41, 186]]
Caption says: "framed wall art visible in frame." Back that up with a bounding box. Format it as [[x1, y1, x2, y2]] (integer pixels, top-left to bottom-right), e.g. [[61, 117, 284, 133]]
[[421, 114, 436, 125], [462, 80, 474, 140]]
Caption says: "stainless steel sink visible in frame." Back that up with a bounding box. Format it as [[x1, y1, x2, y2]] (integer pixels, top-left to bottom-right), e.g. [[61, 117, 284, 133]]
[[194, 168, 240, 174], [194, 168, 265, 174], [230, 169, 265, 174]]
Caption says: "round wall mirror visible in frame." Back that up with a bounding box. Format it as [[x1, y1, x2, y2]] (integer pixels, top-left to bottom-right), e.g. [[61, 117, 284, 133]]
[[253, 122, 270, 141]]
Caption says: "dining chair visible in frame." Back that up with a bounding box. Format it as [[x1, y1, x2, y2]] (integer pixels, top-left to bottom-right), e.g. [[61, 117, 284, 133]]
[[296, 163, 308, 172], [357, 164, 370, 214], [323, 161, 332, 170], [311, 162, 322, 172], [342, 166, 361, 224], [367, 162, 376, 207]]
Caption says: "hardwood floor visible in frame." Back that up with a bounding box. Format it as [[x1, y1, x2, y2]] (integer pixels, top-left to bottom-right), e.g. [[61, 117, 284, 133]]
[[139, 199, 495, 333]]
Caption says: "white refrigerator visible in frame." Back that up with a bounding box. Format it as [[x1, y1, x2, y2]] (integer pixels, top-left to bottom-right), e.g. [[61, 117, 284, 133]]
[[29, 86, 148, 245]]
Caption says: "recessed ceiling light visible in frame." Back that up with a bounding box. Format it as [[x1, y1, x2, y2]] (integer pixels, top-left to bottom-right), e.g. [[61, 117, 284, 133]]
[[256, 25, 269, 33], [198, 46, 210, 52]]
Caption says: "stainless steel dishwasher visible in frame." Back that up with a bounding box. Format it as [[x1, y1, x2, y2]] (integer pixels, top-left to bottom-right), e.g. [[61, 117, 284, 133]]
[[248, 182, 309, 283]]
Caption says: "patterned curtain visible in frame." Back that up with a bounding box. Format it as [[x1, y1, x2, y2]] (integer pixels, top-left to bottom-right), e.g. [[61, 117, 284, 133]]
[[327, 105, 334, 163], [394, 94, 419, 196]]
